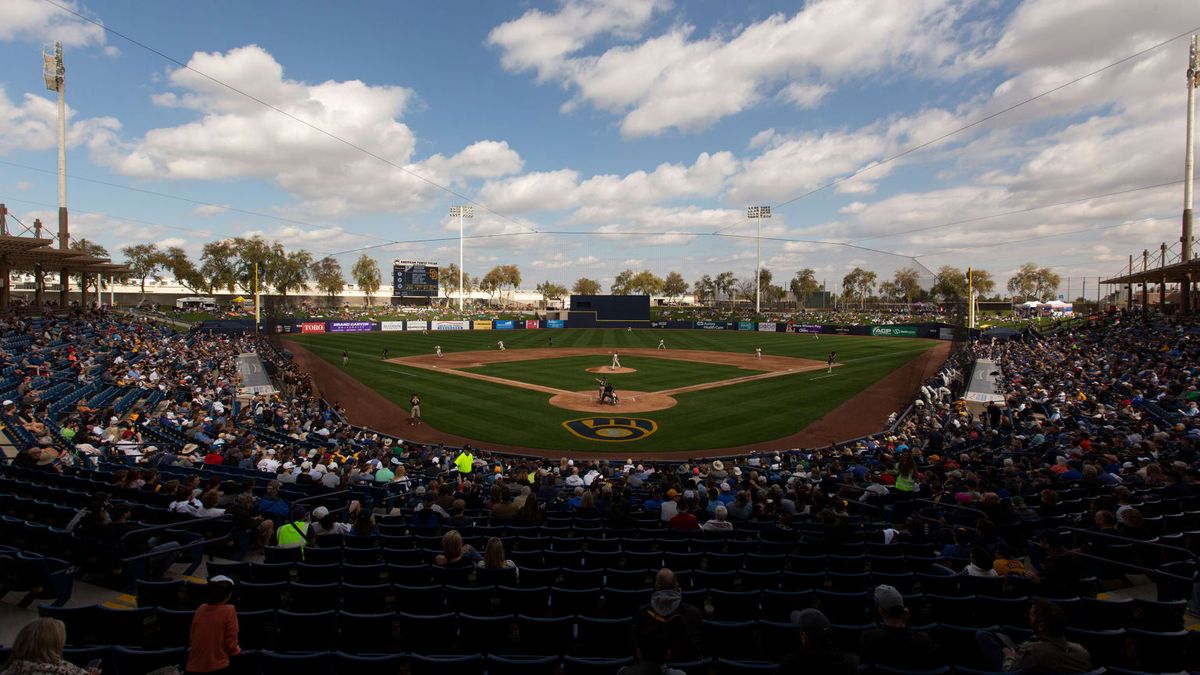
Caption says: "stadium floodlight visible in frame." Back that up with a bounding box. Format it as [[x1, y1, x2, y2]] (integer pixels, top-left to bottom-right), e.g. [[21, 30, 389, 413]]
[[44, 41, 70, 305], [747, 206, 772, 314], [450, 206, 474, 311]]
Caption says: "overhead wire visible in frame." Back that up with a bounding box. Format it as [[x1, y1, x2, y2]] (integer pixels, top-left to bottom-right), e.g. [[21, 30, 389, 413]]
[[39, 0, 539, 235], [709, 25, 1200, 237]]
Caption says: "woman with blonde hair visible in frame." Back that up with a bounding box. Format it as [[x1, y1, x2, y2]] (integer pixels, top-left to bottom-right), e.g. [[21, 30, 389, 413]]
[[3, 617, 97, 674], [476, 536, 519, 582], [434, 529, 480, 566]]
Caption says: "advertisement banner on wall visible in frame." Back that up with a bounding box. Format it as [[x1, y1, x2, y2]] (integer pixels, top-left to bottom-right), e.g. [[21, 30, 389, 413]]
[[300, 322, 326, 334], [870, 325, 919, 337], [432, 320, 470, 331], [525, 320, 540, 329], [737, 321, 755, 331], [330, 321, 375, 333], [695, 321, 730, 330], [546, 319, 565, 328], [939, 327, 955, 340], [651, 321, 668, 328], [380, 321, 405, 332], [793, 324, 823, 334], [757, 322, 778, 332], [494, 320, 514, 330], [832, 325, 852, 334], [472, 320, 492, 331], [404, 321, 427, 331]]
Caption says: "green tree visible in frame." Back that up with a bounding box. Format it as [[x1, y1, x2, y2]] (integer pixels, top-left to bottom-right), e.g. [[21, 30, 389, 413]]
[[120, 243, 161, 297], [69, 238, 109, 298], [200, 240, 239, 293], [610, 269, 634, 295], [628, 270, 664, 296], [693, 274, 716, 305], [790, 268, 819, 308], [479, 268, 502, 305], [311, 256, 344, 306], [498, 264, 522, 307], [932, 266, 968, 302], [440, 263, 462, 306], [572, 277, 601, 295], [160, 246, 206, 294], [662, 271, 688, 303], [274, 250, 314, 305], [715, 271, 737, 307], [1006, 262, 1040, 301], [893, 267, 922, 307], [536, 280, 568, 304], [971, 269, 996, 296], [842, 267, 877, 309], [1034, 267, 1061, 301], [231, 236, 282, 295], [351, 254, 382, 306], [757, 268, 774, 303]]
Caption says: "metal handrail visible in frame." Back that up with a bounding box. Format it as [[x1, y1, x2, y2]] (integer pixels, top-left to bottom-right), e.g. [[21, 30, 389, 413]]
[[293, 489, 351, 505], [117, 514, 229, 542], [120, 532, 231, 564], [915, 498, 987, 519], [1066, 548, 1195, 583], [1059, 526, 1196, 560]]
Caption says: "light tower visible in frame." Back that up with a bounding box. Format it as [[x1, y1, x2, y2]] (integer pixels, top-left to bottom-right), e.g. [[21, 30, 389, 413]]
[[450, 205, 473, 311], [43, 41, 68, 305], [1183, 35, 1199, 312], [747, 205, 771, 314]]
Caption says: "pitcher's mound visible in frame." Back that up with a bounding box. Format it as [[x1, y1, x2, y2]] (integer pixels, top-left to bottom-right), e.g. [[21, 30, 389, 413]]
[[585, 366, 637, 374], [549, 390, 676, 413]]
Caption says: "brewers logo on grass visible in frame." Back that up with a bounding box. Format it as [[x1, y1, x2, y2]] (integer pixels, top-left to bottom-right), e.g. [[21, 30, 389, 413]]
[[563, 417, 658, 442]]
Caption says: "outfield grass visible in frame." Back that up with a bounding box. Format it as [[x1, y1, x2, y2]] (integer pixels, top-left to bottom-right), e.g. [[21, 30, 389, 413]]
[[287, 329, 937, 453], [462, 354, 752, 392]]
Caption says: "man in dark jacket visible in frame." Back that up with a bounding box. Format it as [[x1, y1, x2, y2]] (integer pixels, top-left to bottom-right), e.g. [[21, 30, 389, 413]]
[[860, 584, 943, 670], [778, 608, 858, 674], [633, 568, 703, 661]]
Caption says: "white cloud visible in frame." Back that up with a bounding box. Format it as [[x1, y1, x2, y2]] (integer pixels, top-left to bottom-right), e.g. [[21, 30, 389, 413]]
[[0, 0, 106, 47], [192, 204, 231, 217], [93, 45, 525, 216], [102, 45, 120, 58], [15, 181, 33, 191], [478, 151, 738, 214], [0, 87, 120, 155], [490, 0, 972, 136]]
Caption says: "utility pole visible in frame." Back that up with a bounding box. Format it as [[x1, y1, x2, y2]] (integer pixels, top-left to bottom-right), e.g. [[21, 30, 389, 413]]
[[43, 41, 69, 306], [1181, 35, 1198, 312]]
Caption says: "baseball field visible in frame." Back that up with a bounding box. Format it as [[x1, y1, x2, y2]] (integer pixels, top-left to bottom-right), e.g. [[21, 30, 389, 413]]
[[285, 329, 945, 456]]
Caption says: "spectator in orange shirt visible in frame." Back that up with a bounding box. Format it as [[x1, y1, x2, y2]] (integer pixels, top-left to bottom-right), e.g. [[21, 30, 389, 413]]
[[186, 575, 240, 674]]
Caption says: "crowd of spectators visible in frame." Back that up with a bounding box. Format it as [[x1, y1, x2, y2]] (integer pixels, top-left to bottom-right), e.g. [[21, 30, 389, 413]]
[[3, 308, 1199, 672]]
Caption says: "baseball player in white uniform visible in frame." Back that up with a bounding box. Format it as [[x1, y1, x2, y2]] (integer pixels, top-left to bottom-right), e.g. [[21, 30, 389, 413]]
[[611, 352, 621, 370], [496, 340, 505, 351], [754, 347, 762, 360], [435, 345, 443, 358], [657, 339, 666, 350]]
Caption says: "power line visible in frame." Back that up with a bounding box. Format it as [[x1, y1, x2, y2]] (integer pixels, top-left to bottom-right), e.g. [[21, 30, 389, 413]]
[[710, 25, 1200, 236], [39, 0, 538, 235], [915, 215, 1170, 258], [0, 195, 215, 237], [845, 180, 1183, 244], [0, 158, 390, 244]]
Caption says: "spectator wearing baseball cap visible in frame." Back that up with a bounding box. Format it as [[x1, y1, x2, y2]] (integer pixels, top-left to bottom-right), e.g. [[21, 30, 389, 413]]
[[778, 608, 858, 674], [186, 575, 240, 674], [859, 584, 943, 670]]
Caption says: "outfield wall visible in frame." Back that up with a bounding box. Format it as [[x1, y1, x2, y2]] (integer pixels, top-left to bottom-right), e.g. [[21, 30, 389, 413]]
[[211, 317, 963, 340]]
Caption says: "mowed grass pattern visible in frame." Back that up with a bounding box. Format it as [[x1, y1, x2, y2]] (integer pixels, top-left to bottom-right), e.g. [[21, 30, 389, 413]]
[[287, 328, 936, 453], [462, 354, 752, 392]]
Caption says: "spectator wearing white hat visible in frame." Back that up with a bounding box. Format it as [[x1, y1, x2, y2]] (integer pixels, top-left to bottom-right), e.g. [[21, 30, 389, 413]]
[[277, 462, 297, 484]]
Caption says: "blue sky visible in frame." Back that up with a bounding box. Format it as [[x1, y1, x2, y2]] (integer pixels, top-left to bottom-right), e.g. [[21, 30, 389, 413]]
[[0, 0, 1195, 296]]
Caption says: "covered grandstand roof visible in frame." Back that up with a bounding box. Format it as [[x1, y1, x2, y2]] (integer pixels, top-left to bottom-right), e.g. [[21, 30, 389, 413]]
[[0, 234, 131, 275], [1101, 258, 1200, 286]]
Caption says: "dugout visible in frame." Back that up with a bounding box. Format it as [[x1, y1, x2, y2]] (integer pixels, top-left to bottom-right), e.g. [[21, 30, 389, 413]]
[[567, 294, 651, 328]]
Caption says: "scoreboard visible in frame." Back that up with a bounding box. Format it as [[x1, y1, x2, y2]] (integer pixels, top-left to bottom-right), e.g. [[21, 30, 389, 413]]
[[392, 260, 439, 298]]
